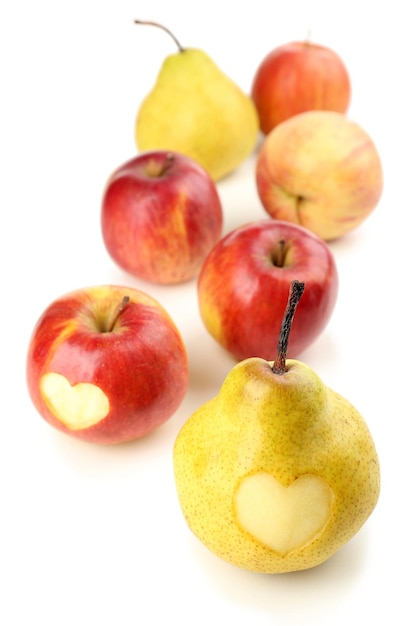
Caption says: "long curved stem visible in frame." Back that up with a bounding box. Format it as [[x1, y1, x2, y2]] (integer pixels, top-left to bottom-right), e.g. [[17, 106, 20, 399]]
[[134, 20, 185, 52]]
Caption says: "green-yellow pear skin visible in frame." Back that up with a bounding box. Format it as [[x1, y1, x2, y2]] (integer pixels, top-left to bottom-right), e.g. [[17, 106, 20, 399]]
[[173, 358, 380, 574], [134, 23, 259, 181]]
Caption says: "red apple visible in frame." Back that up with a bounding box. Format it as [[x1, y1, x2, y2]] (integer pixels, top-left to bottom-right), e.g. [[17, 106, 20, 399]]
[[256, 110, 384, 241], [251, 40, 351, 134], [101, 150, 223, 285], [26, 285, 189, 444], [197, 219, 338, 361]]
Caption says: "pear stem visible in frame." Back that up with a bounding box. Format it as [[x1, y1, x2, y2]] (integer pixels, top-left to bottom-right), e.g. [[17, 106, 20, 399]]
[[107, 296, 130, 333], [272, 280, 305, 375], [134, 20, 185, 53]]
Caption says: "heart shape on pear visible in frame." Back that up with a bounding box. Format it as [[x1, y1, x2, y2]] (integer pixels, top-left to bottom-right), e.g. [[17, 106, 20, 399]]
[[40, 372, 110, 430], [234, 472, 334, 555]]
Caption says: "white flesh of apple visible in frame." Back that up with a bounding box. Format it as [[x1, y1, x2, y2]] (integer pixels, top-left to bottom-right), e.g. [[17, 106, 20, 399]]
[[40, 372, 110, 430], [234, 472, 334, 555]]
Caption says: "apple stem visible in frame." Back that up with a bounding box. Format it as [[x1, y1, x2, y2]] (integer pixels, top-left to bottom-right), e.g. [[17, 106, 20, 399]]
[[107, 296, 130, 333], [273, 239, 287, 267], [272, 280, 305, 375], [159, 153, 175, 176], [134, 20, 185, 53]]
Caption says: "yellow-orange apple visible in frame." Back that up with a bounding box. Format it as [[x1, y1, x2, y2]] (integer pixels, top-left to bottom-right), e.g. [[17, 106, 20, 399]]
[[256, 111, 384, 241], [26, 285, 189, 444], [251, 40, 351, 134], [101, 151, 223, 285], [197, 219, 338, 361]]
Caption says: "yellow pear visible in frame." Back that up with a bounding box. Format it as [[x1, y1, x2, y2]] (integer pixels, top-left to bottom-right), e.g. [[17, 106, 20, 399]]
[[134, 21, 259, 181], [173, 281, 380, 573]]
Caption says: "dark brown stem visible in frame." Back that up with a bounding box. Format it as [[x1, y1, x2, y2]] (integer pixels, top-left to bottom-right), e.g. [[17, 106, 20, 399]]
[[134, 20, 185, 52], [272, 280, 305, 374], [159, 153, 175, 176], [107, 296, 130, 333], [273, 239, 287, 267]]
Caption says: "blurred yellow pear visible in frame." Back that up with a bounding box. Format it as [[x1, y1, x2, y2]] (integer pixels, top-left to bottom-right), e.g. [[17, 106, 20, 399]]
[[134, 21, 259, 181]]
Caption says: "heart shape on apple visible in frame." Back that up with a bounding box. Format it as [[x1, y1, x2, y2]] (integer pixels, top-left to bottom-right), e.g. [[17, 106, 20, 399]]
[[234, 472, 334, 555], [40, 372, 110, 430], [26, 285, 189, 444]]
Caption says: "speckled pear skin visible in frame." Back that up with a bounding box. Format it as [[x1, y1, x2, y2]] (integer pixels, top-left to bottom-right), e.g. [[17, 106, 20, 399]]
[[173, 357, 380, 574]]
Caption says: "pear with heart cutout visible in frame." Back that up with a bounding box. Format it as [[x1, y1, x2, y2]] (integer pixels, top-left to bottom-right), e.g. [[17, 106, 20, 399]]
[[173, 280, 380, 573], [133, 20, 259, 181]]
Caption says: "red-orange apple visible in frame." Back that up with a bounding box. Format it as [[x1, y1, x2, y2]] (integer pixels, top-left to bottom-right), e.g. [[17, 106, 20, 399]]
[[101, 150, 223, 285], [197, 219, 338, 361], [251, 40, 351, 134], [26, 285, 189, 444], [256, 111, 384, 241]]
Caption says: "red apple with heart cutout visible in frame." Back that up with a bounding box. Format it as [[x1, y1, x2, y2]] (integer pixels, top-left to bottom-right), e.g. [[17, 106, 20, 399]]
[[26, 285, 189, 444], [100, 150, 223, 285], [251, 40, 351, 134], [197, 219, 338, 361]]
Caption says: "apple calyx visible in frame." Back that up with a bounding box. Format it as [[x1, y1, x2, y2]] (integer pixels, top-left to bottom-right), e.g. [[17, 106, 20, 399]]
[[104, 295, 130, 333], [134, 19, 185, 53], [272, 280, 305, 375]]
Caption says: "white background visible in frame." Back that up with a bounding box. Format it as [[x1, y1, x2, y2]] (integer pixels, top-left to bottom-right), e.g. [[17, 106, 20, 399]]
[[1, 1, 415, 624]]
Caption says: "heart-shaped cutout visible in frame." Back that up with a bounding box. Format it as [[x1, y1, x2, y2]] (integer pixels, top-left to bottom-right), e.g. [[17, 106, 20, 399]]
[[234, 472, 334, 555], [40, 372, 110, 430]]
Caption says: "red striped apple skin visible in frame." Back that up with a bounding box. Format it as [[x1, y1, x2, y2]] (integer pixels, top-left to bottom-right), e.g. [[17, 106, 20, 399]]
[[101, 150, 223, 285], [256, 111, 383, 241], [251, 41, 351, 134], [26, 285, 189, 444], [197, 219, 338, 362]]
